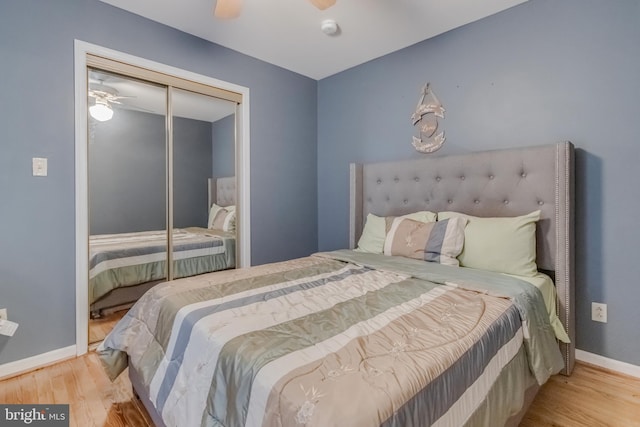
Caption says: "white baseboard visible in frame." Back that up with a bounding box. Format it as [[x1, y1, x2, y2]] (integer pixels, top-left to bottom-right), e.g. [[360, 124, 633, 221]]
[[0, 345, 77, 381], [576, 349, 640, 379]]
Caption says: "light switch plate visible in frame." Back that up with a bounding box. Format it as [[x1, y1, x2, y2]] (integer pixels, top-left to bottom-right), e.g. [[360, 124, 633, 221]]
[[0, 308, 6, 320], [32, 157, 47, 176], [592, 302, 607, 323], [0, 319, 19, 337]]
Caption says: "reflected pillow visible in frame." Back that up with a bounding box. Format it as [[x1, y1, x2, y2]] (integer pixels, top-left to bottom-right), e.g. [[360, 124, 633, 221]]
[[383, 217, 467, 266], [437, 210, 541, 276], [356, 211, 438, 254], [208, 203, 223, 229], [211, 208, 236, 232], [208, 203, 236, 232], [226, 210, 236, 232]]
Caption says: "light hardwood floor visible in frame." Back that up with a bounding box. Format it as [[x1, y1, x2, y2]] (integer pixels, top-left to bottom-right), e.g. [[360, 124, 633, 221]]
[[521, 363, 640, 427], [0, 355, 638, 426], [0, 352, 153, 426]]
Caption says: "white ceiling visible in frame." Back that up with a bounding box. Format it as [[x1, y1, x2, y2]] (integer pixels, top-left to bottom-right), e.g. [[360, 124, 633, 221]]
[[100, 0, 528, 80]]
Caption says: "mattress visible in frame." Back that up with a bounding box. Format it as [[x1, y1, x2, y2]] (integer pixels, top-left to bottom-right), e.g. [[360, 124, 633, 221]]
[[89, 227, 235, 305], [98, 250, 563, 427]]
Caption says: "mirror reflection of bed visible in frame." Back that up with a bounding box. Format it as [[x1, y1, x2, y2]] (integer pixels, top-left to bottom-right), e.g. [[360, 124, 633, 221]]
[[87, 69, 237, 345], [88, 177, 236, 344]]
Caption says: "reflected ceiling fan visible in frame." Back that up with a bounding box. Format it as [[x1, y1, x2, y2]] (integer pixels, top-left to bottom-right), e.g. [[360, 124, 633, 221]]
[[214, 0, 336, 19], [88, 83, 134, 122]]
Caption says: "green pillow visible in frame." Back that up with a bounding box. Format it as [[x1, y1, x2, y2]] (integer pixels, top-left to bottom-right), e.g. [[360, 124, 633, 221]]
[[437, 210, 541, 276], [356, 211, 438, 254]]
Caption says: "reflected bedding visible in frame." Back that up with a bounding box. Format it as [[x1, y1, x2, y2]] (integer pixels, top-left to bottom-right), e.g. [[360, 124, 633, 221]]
[[89, 227, 235, 305]]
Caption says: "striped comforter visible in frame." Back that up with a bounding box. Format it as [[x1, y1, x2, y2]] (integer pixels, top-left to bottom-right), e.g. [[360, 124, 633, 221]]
[[99, 250, 563, 427], [89, 227, 235, 305]]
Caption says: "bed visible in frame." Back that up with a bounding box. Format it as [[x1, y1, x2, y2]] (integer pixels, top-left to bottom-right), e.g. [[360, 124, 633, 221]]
[[98, 142, 575, 427], [89, 177, 237, 317]]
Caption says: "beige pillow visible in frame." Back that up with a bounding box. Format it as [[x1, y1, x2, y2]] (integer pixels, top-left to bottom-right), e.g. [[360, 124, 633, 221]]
[[208, 204, 237, 231], [356, 211, 438, 254], [438, 210, 541, 276], [383, 217, 467, 266], [210, 207, 236, 232]]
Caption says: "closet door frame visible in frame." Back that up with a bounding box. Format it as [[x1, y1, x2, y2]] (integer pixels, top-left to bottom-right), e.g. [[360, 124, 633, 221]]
[[74, 40, 251, 356]]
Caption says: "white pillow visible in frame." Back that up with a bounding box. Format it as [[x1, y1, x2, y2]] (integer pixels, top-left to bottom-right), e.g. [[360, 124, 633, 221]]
[[356, 211, 438, 254], [225, 210, 236, 232], [208, 203, 223, 229]]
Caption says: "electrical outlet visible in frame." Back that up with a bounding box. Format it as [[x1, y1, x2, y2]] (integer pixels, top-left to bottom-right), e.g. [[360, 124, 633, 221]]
[[592, 302, 607, 323], [0, 308, 7, 320]]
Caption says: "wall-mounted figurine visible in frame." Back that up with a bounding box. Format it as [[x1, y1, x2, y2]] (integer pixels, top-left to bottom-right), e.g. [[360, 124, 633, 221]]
[[411, 83, 445, 153]]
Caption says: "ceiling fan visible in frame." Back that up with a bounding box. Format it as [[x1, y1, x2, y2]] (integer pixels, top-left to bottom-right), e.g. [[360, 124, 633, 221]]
[[214, 0, 336, 19]]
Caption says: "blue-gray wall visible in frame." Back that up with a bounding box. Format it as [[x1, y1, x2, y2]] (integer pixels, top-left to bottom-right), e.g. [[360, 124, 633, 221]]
[[0, 0, 318, 365], [212, 114, 236, 180], [318, 0, 640, 366], [173, 116, 215, 229], [89, 111, 165, 233], [90, 110, 163, 234], [90, 110, 222, 234]]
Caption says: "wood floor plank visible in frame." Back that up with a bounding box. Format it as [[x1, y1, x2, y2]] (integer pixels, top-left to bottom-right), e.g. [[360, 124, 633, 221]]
[[34, 367, 54, 404], [50, 362, 71, 406], [2, 374, 20, 404], [79, 352, 110, 426], [65, 358, 96, 427], [17, 372, 37, 404], [1, 355, 639, 427]]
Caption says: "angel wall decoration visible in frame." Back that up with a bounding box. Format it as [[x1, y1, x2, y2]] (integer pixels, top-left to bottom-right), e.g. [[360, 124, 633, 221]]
[[411, 83, 445, 153]]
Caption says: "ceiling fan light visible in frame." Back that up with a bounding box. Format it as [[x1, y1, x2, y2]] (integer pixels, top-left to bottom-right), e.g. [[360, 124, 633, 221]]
[[89, 102, 114, 122]]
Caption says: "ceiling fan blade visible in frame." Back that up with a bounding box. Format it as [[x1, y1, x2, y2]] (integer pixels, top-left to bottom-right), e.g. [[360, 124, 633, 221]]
[[214, 0, 242, 19], [309, 0, 336, 10]]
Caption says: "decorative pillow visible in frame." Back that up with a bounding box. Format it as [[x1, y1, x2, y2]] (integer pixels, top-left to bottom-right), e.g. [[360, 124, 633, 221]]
[[356, 211, 438, 254], [211, 208, 236, 232], [437, 210, 541, 276], [208, 203, 236, 232], [383, 217, 467, 266]]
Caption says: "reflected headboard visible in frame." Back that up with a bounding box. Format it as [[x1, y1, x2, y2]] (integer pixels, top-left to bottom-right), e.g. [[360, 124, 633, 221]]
[[349, 142, 575, 374], [208, 176, 236, 208]]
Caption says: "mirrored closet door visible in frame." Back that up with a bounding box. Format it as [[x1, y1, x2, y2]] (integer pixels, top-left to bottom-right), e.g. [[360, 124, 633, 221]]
[[171, 89, 237, 280], [88, 69, 168, 331], [86, 60, 241, 345]]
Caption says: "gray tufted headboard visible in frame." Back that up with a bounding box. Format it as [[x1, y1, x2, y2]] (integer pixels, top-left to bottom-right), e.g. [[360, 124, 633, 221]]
[[349, 142, 575, 375], [208, 176, 236, 209]]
